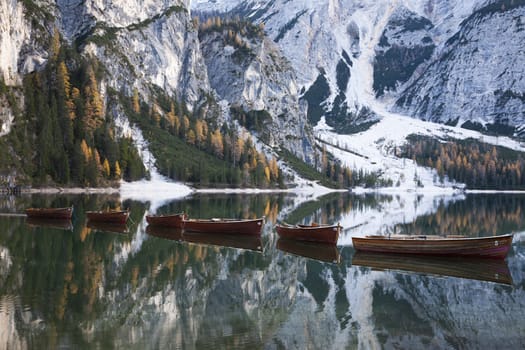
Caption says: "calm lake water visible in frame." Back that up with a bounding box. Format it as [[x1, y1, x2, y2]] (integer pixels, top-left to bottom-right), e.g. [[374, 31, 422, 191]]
[[0, 192, 524, 349]]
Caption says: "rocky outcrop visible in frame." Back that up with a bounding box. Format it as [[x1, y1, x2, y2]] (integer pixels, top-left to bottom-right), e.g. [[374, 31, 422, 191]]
[[199, 24, 317, 163], [373, 7, 435, 97], [395, 1, 525, 134], [193, 0, 525, 137], [81, 5, 210, 108]]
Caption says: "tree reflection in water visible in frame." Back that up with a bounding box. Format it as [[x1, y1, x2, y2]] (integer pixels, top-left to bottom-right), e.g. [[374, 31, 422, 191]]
[[0, 193, 523, 349]]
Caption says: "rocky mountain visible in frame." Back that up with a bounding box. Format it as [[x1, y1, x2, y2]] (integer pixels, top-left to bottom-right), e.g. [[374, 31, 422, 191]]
[[193, 0, 525, 136], [198, 19, 316, 162], [2, 0, 525, 188], [0, 0, 320, 187], [395, 1, 525, 135]]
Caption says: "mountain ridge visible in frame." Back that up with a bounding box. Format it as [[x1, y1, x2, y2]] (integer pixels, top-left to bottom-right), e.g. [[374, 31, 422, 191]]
[[193, 0, 525, 134]]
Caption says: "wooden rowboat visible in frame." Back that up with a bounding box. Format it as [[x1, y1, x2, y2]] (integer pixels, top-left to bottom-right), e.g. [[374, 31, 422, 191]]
[[277, 238, 340, 263], [182, 217, 264, 235], [25, 206, 73, 219], [86, 209, 129, 224], [352, 233, 513, 259], [146, 212, 187, 228], [275, 223, 341, 244], [351, 251, 513, 285]]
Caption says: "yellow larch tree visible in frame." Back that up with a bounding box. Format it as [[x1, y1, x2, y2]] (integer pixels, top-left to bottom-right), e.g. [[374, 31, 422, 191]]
[[187, 129, 196, 145], [102, 158, 110, 177], [84, 66, 104, 133], [80, 139, 91, 161], [132, 88, 140, 114], [195, 119, 206, 147], [211, 129, 224, 158], [50, 27, 61, 61], [114, 161, 121, 179], [269, 157, 279, 180]]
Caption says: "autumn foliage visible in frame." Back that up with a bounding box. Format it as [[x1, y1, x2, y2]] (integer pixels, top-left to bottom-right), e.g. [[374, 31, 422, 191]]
[[402, 135, 525, 189]]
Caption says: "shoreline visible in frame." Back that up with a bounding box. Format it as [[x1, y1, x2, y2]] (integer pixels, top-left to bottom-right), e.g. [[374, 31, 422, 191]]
[[10, 184, 525, 196], [25, 187, 120, 194]]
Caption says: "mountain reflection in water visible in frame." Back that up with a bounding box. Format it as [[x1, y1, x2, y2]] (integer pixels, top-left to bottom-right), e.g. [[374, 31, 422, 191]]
[[0, 193, 523, 349]]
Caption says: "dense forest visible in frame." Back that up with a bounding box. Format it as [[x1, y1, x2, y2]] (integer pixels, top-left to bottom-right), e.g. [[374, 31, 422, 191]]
[[402, 135, 525, 190], [0, 30, 146, 188], [2, 17, 403, 191]]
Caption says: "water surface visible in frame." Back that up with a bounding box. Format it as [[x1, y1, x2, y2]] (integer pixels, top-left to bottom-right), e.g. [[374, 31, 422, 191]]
[[0, 192, 524, 349]]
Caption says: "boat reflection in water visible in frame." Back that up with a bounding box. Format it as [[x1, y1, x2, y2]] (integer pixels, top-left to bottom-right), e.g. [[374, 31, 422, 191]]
[[146, 226, 262, 252], [145, 226, 184, 241], [183, 232, 263, 252], [277, 238, 341, 264], [86, 221, 129, 234], [86, 209, 130, 224], [25, 206, 73, 219], [26, 217, 73, 230], [351, 251, 513, 285]]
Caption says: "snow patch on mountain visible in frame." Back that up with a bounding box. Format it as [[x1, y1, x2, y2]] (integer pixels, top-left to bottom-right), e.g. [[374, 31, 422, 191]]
[[316, 100, 525, 193], [114, 110, 193, 209], [192, 0, 524, 134]]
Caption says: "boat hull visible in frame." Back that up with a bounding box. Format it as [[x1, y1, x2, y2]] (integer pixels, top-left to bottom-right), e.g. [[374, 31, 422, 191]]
[[183, 218, 264, 235], [352, 234, 513, 259], [25, 207, 73, 220], [146, 213, 186, 228], [86, 210, 129, 224], [275, 224, 340, 244]]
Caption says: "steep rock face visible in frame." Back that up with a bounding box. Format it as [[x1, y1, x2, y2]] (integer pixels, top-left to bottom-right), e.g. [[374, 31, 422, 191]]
[[373, 7, 435, 97], [395, 1, 525, 132], [82, 5, 209, 108], [193, 0, 525, 137], [194, 0, 392, 130], [1, 0, 209, 110], [0, 0, 53, 135], [57, 1, 209, 109], [0, 0, 29, 86], [0, 94, 14, 137], [56, 0, 191, 38], [199, 25, 317, 162]]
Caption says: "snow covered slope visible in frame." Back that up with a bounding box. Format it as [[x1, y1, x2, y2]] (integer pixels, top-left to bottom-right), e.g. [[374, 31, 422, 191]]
[[315, 105, 525, 191], [192, 0, 525, 134]]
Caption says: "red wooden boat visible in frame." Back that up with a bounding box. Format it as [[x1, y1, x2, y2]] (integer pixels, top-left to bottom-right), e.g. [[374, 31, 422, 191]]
[[352, 233, 513, 259], [146, 212, 187, 228], [25, 206, 73, 219], [182, 217, 264, 235], [275, 223, 341, 244], [86, 209, 129, 224]]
